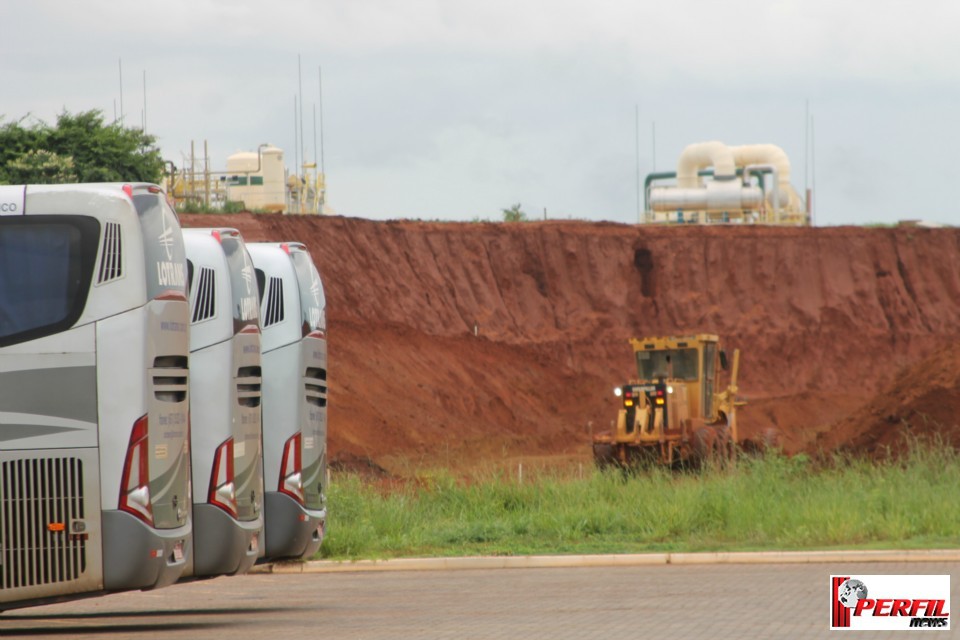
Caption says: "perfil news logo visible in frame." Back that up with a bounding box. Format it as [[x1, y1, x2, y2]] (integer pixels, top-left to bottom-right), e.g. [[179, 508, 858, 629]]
[[831, 575, 950, 631]]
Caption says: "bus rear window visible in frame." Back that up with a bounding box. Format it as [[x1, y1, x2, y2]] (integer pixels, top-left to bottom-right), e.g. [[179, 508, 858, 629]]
[[291, 251, 325, 334], [0, 217, 99, 346], [134, 192, 187, 299], [220, 236, 260, 329]]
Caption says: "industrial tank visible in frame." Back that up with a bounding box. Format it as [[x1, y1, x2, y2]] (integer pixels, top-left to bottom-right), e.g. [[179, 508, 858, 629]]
[[225, 146, 286, 212]]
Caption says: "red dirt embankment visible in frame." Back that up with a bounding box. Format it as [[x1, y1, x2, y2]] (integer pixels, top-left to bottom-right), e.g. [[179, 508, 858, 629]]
[[816, 342, 960, 456], [181, 214, 960, 472]]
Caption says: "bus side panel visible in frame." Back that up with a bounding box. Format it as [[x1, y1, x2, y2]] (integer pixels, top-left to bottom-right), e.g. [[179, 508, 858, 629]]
[[233, 329, 264, 525], [301, 334, 327, 514], [144, 298, 191, 531], [0, 325, 99, 451], [261, 342, 305, 559], [188, 342, 233, 505], [96, 308, 149, 511], [300, 334, 327, 557], [261, 336, 326, 560], [189, 340, 260, 577], [231, 328, 264, 569], [0, 326, 106, 607], [260, 343, 299, 492], [96, 303, 190, 591]]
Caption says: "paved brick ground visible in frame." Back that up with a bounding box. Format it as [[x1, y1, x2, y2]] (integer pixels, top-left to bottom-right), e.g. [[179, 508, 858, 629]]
[[2, 561, 956, 638]]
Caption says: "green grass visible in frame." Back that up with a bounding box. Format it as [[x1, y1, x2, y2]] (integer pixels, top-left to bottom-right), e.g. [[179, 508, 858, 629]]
[[317, 446, 960, 560]]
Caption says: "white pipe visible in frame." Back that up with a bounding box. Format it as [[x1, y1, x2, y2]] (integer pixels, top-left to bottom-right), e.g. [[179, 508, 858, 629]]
[[677, 141, 737, 188], [741, 163, 779, 222], [731, 144, 791, 184], [733, 145, 806, 223]]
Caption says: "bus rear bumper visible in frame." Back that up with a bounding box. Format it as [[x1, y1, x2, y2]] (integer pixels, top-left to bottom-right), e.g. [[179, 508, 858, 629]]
[[262, 491, 326, 560], [192, 504, 262, 577], [102, 511, 190, 591]]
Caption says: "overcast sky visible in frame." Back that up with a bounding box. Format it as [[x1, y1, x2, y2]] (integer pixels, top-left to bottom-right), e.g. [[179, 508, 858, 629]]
[[2, 0, 958, 226]]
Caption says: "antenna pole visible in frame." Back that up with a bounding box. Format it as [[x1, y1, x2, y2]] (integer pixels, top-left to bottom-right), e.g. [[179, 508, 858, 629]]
[[298, 54, 305, 173], [318, 66, 325, 175], [293, 95, 299, 171], [804, 99, 809, 197], [118, 58, 124, 126], [651, 121, 657, 173], [143, 70, 147, 133], [811, 116, 816, 226], [635, 105, 641, 224]]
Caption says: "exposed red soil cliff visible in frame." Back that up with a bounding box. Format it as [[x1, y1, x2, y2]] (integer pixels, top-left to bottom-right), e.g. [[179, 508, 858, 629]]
[[815, 343, 960, 456], [181, 214, 960, 472]]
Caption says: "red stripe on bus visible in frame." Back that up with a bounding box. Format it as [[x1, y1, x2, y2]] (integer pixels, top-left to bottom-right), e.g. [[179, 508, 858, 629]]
[[155, 290, 187, 302]]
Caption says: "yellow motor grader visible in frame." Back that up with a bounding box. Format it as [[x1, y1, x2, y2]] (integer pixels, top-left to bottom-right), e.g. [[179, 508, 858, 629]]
[[592, 334, 742, 469]]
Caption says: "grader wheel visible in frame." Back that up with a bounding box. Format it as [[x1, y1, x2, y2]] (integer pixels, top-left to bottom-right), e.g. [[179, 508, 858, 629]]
[[715, 422, 735, 467], [691, 425, 719, 467], [691, 422, 737, 469], [592, 442, 616, 469], [626, 445, 660, 470]]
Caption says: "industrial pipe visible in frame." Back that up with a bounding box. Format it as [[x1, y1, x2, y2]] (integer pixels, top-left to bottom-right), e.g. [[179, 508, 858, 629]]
[[741, 163, 779, 222], [649, 181, 763, 212], [676, 141, 737, 188]]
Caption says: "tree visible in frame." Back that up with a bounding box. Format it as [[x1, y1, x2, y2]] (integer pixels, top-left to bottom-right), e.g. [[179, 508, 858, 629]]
[[501, 203, 528, 222], [0, 110, 165, 184], [4, 149, 77, 184]]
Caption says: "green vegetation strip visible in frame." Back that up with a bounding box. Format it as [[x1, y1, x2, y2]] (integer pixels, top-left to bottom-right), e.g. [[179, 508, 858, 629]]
[[318, 447, 960, 561]]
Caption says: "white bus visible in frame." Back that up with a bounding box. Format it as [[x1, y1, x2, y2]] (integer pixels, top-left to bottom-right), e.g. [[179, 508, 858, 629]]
[[182, 228, 264, 576], [247, 242, 327, 559], [0, 183, 192, 611]]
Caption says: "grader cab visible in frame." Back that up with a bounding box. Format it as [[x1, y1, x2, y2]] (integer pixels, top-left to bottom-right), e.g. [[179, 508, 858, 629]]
[[592, 334, 741, 468]]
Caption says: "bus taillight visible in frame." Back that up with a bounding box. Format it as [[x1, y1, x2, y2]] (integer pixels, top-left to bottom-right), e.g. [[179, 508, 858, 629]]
[[119, 415, 154, 525], [209, 438, 238, 518], [279, 432, 304, 505]]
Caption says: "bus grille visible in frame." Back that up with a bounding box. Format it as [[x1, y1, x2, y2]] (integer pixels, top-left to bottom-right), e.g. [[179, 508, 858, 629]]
[[152, 355, 189, 403], [305, 367, 327, 407], [191, 266, 216, 323], [262, 276, 285, 327], [237, 366, 262, 407], [0, 458, 87, 590], [97, 222, 123, 284]]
